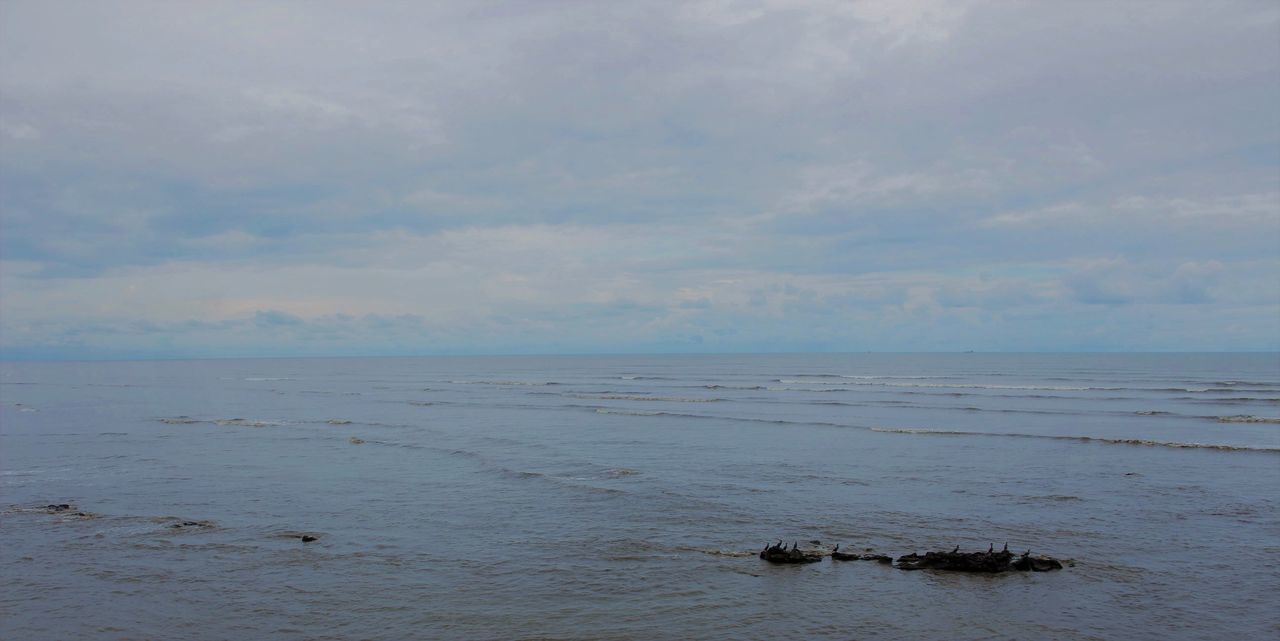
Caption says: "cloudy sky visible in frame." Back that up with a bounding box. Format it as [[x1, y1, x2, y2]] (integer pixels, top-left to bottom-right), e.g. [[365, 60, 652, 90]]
[[1, 1, 1277, 358]]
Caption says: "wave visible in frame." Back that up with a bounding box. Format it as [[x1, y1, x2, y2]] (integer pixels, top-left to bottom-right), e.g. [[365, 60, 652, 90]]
[[586, 406, 1276, 453], [776, 380, 1102, 391], [618, 375, 675, 380], [783, 374, 955, 380], [157, 416, 202, 424], [595, 408, 664, 417], [572, 394, 722, 403], [868, 427, 1278, 452], [243, 377, 294, 382], [799, 399, 1092, 417], [1216, 415, 1280, 424], [768, 386, 851, 393], [214, 418, 287, 428], [156, 416, 289, 428], [1172, 396, 1280, 404], [449, 380, 561, 386], [772, 379, 1280, 394]]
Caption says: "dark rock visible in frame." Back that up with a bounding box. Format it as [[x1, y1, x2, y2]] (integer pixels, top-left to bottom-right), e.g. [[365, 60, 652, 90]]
[[301, 535, 318, 543], [895, 548, 1063, 573], [45, 504, 72, 513], [759, 541, 821, 564]]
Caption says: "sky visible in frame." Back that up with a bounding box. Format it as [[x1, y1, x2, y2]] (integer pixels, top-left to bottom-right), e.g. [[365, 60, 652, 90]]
[[1, 0, 1277, 359]]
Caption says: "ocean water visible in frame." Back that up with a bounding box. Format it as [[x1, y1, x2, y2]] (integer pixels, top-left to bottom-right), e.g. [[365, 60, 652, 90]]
[[1, 353, 1277, 641]]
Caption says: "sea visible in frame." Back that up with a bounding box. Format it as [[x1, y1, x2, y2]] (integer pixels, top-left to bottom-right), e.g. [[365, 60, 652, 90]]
[[1, 353, 1277, 641]]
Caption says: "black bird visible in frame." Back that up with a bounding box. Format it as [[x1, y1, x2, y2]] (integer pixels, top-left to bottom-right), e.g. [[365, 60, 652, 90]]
[[988, 543, 994, 553], [952, 545, 960, 554], [1002, 542, 1008, 552], [791, 541, 798, 551]]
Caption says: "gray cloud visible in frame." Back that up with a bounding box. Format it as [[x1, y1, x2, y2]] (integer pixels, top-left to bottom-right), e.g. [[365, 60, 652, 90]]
[[1, 1, 1277, 356]]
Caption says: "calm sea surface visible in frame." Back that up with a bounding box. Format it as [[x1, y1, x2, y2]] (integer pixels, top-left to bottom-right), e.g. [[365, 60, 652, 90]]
[[2, 353, 1278, 640]]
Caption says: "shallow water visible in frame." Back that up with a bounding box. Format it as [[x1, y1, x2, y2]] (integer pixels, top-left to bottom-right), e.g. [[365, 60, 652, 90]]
[[2, 353, 1278, 640]]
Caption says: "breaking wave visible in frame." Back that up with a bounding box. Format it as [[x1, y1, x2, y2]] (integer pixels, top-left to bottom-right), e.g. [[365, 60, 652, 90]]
[[1216, 415, 1280, 424]]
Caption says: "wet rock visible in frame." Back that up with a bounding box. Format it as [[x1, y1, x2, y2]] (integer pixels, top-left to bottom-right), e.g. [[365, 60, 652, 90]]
[[1012, 552, 1064, 571], [301, 535, 318, 543], [349, 437, 366, 445], [45, 504, 72, 513], [759, 541, 822, 564], [830, 544, 860, 561], [895, 547, 1063, 573]]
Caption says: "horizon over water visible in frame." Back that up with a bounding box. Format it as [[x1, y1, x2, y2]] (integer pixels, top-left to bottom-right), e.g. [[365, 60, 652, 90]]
[[2, 352, 1278, 640]]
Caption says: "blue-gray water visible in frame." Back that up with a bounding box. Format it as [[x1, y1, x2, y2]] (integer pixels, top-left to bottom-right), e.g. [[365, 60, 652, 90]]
[[2, 353, 1278, 640]]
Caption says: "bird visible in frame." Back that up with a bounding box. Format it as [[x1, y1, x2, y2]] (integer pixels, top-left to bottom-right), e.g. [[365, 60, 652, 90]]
[[1002, 542, 1008, 552], [988, 543, 994, 553], [952, 545, 960, 554], [833, 544, 840, 553]]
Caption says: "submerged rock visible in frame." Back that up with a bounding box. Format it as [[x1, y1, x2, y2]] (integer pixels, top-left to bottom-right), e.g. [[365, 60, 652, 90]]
[[278, 532, 322, 543], [45, 504, 73, 513], [168, 520, 214, 530], [349, 437, 366, 445], [830, 544, 892, 563]]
